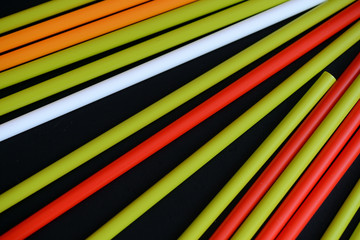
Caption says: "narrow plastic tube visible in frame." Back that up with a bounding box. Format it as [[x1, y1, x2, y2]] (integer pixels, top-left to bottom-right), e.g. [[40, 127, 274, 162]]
[[0, 0, 197, 71], [0, 0, 287, 115], [0, 0, 150, 53], [0, 0, 327, 141], [231, 73, 360, 240], [0, 0, 248, 87], [178, 72, 335, 240], [322, 179, 360, 240], [0, 0, 97, 34], [0, 0, 355, 216], [86, 24, 360, 239], [350, 221, 360, 240], [256, 57, 360, 240], [216, 52, 360, 240], [277, 126, 360, 239]]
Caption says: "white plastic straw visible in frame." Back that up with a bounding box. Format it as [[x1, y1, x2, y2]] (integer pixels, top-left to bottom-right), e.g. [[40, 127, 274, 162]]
[[0, 0, 324, 142]]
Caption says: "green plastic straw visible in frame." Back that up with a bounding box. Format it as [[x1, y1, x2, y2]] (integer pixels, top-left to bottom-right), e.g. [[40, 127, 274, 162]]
[[350, 220, 360, 240], [0, 0, 285, 115], [0, 0, 97, 34], [87, 22, 360, 240], [179, 72, 335, 240], [322, 179, 360, 240], [0, 0, 353, 214], [232, 40, 360, 240], [0, 0, 250, 90]]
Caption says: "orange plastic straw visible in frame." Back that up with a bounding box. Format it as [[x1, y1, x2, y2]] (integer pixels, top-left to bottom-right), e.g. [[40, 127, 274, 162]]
[[0, 0, 149, 53], [0, 0, 196, 71]]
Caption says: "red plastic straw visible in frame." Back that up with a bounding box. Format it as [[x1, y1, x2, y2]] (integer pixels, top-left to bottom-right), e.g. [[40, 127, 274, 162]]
[[210, 53, 360, 240], [1, 3, 359, 240], [257, 98, 360, 239], [277, 129, 360, 239]]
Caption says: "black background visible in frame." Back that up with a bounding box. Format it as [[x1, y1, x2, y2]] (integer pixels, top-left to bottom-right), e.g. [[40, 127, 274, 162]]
[[0, 1, 360, 239]]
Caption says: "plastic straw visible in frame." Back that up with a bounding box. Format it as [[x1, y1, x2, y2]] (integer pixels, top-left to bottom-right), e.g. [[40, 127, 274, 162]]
[[231, 70, 360, 240], [86, 24, 360, 240], [0, 0, 197, 71], [0, 0, 329, 141], [350, 221, 360, 240], [179, 72, 335, 240], [0, 0, 149, 54], [322, 178, 360, 240], [0, 0, 354, 216], [0, 0, 248, 88], [256, 54, 360, 240], [277, 126, 360, 239], [214, 52, 360, 240], [0, 0, 286, 115], [0, 0, 96, 34]]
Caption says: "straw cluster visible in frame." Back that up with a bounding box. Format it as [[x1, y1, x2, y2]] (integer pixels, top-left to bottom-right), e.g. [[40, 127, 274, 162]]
[[0, 0, 359, 239]]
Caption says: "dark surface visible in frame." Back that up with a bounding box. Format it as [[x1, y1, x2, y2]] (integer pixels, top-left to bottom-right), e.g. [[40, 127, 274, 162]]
[[0, 1, 359, 239]]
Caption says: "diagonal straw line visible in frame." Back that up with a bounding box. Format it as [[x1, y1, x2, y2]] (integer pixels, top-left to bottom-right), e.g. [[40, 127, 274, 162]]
[[322, 178, 360, 240], [277, 126, 360, 239], [0, 0, 97, 34], [0, 0, 197, 71], [0, 0, 150, 53], [256, 54, 360, 240], [0, 0, 247, 88], [4, 0, 358, 144], [0, 0, 286, 115], [232, 70, 360, 240], [179, 71, 335, 240], [214, 51, 360, 240]]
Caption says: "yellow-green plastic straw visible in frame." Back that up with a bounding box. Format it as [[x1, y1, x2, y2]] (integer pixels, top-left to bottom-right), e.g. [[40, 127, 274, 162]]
[[322, 179, 360, 240], [232, 53, 360, 240], [0, 0, 97, 34], [0, 0, 354, 214], [0, 0, 248, 89], [350, 220, 360, 240], [88, 22, 360, 240], [179, 72, 335, 240], [0, 0, 284, 115]]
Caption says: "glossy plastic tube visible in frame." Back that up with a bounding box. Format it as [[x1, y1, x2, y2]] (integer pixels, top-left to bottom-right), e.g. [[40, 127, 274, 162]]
[[0, 0, 326, 140], [232, 73, 360, 240], [87, 24, 360, 240], [179, 72, 335, 240], [257, 55, 360, 240], [214, 51, 360, 240], [277, 126, 360, 239], [322, 179, 360, 240], [0, 0, 248, 87], [0, 0, 197, 71], [0, 0, 355, 216], [350, 221, 360, 240], [0, 0, 149, 54], [0, 0, 96, 34]]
